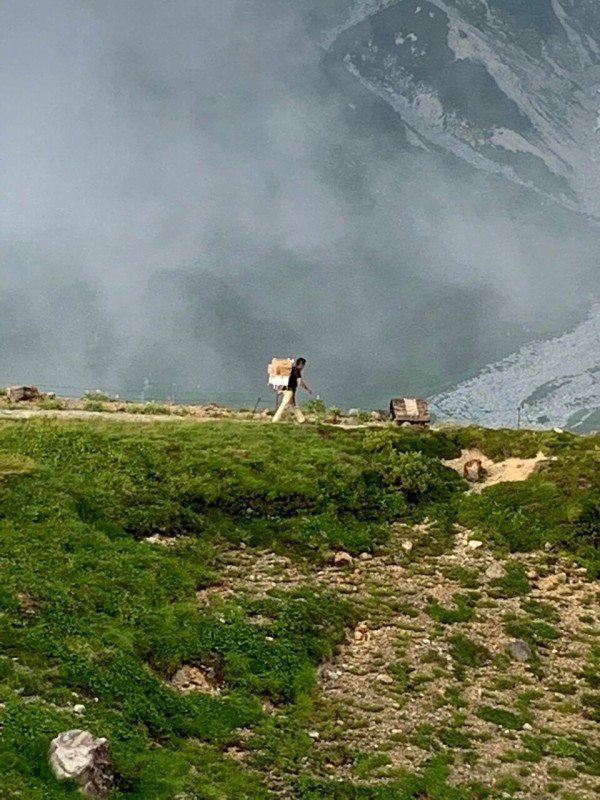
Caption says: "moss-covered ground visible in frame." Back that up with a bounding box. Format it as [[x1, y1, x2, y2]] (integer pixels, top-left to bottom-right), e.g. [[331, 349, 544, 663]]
[[1, 418, 600, 798]]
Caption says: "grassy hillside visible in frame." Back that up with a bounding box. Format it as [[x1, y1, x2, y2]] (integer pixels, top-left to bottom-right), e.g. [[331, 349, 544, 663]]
[[1, 418, 600, 798]]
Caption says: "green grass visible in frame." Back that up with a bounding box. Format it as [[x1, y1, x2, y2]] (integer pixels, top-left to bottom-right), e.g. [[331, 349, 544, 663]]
[[127, 403, 174, 415], [489, 561, 531, 598], [297, 757, 473, 798], [2, 419, 600, 797], [0, 419, 470, 797], [449, 634, 491, 671], [477, 706, 528, 730], [504, 616, 561, 644], [426, 594, 477, 625]]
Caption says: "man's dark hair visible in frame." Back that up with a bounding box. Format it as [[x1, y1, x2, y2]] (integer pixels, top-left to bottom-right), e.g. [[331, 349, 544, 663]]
[[295, 357, 307, 366]]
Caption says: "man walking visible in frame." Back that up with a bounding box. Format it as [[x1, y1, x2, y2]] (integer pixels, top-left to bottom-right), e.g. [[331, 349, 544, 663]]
[[272, 357, 312, 423]]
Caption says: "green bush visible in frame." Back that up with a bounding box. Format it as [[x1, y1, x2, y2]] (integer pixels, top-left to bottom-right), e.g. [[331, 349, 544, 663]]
[[128, 403, 173, 415], [83, 400, 106, 413], [40, 398, 64, 411], [303, 397, 326, 415], [82, 391, 117, 402]]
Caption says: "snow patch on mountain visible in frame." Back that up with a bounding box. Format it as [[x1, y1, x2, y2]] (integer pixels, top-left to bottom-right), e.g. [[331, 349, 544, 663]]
[[431, 306, 600, 430]]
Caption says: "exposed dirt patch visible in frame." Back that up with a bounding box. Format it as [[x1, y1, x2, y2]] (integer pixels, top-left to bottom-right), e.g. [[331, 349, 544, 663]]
[[443, 448, 554, 491]]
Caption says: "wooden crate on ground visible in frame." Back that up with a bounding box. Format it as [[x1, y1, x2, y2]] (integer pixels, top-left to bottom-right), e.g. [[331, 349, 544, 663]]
[[389, 397, 431, 426]]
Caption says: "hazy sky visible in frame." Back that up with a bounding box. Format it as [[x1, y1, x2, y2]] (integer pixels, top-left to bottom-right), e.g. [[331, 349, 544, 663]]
[[2, 0, 599, 406]]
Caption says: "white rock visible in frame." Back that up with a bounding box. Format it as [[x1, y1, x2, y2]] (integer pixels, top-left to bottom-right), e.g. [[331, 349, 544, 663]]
[[49, 730, 113, 799], [467, 540, 484, 550], [485, 562, 505, 580], [73, 704, 86, 715], [401, 540, 414, 553]]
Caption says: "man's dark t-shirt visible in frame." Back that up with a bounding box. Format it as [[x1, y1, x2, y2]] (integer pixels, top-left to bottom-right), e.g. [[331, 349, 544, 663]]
[[287, 366, 302, 393]]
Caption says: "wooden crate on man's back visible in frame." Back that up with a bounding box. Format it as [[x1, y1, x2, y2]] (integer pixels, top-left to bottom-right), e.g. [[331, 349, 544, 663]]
[[389, 397, 431, 427]]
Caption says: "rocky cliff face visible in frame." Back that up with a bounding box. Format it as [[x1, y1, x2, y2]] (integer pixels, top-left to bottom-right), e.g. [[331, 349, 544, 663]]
[[319, 0, 600, 218]]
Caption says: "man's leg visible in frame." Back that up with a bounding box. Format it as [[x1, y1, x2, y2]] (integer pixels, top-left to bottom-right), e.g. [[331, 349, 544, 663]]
[[272, 390, 292, 422], [293, 398, 306, 424]]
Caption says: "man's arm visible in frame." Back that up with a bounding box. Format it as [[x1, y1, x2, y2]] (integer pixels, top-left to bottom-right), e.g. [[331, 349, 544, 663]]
[[300, 379, 313, 394]]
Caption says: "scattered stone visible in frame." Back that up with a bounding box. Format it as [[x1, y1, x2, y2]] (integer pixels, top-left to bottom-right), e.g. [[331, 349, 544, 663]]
[[523, 722, 533, 731], [467, 540, 484, 550], [308, 731, 320, 740], [538, 574, 567, 592], [49, 730, 113, 799], [485, 562, 506, 580], [170, 665, 219, 694], [353, 622, 369, 643], [73, 704, 86, 715], [17, 591, 39, 616], [6, 385, 42, 403], [143, 534, 176, 547], [463, 458, 484, 483], [359, 552, 373, 561], [225, 746, 246, 762], [375, 673, 394, 685], [401, 540, 413, 553], [333, 551, 354, 568], [507, 640, 533, 662]]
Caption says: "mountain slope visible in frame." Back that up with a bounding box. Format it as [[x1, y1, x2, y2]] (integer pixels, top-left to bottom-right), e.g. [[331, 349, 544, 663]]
[[322, 0, 600, 217]]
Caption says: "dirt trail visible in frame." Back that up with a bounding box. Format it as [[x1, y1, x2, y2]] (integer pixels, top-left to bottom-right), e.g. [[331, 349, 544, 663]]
[[0, 408, 261, 424]]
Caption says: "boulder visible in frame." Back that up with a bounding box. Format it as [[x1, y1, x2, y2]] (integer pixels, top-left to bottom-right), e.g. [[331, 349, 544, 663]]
[[506, 640, 532, 662], [353, 622, 369, 642], [538, 573, 567, 592], [171, 665, 219, 694], [6, 385, 41, 403], [333, 551, 353, 568], [49, 730, 113, 798], [463, 458, 483, 482], [485, 562, 506, 580], [467, 539, 484, 550]]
